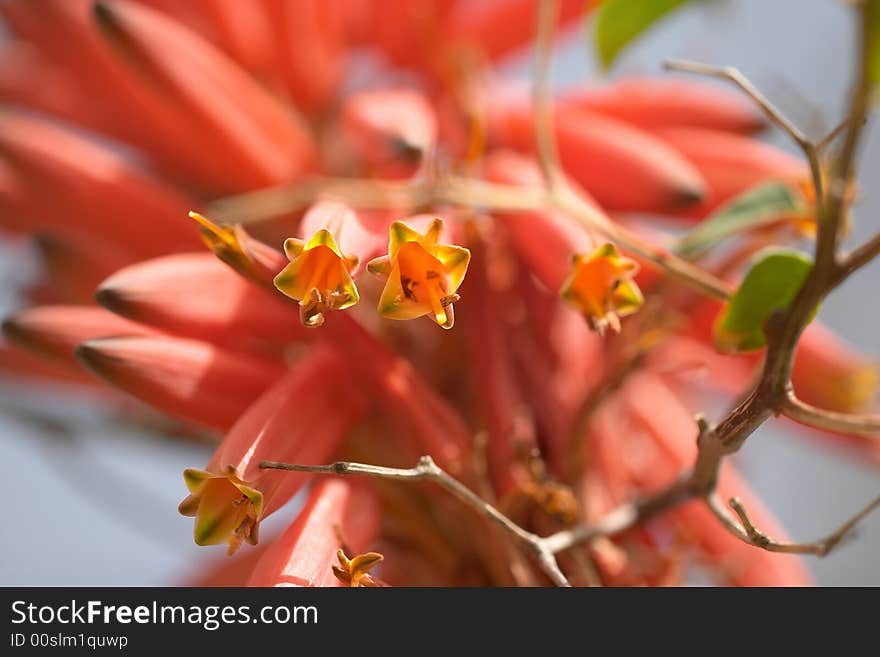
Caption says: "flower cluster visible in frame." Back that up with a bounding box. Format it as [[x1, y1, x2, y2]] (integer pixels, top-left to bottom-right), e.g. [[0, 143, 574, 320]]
[[1, 0, 877, 587]]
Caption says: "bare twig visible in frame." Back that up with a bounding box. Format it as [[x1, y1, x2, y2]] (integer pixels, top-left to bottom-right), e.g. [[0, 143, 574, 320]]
[[664, 58, 825, 205], [664, 59, 809, 144], [825, 4, 873, 230], [817, 116, 866, 153], [532, 0, 564, 190], [208, 176, 429, 220], [260, 457, 571, 586], [707, 494, 880, 556], [783, 391, 880, 437], [835, 229, 880, 284], [208, 174, 733, 300], [542, 476, 697, 554]]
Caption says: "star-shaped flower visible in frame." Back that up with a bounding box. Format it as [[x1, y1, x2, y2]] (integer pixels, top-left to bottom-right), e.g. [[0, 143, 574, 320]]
[[560, 242, 643, 335], [367, 218, 470, 329], [274, 229, 360, 327], [178, 465, 263, 555]]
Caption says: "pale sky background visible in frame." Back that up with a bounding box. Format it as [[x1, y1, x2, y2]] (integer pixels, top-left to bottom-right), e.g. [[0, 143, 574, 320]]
[[1, 0, 878, 585]]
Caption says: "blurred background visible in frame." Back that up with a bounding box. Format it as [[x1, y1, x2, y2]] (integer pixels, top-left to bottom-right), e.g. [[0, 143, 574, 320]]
[[1, 0, 878, 585]]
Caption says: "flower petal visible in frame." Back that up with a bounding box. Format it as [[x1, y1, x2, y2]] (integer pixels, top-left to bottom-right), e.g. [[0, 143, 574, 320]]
[[247, 479, 381, 587], [76, 335, 284, 431]]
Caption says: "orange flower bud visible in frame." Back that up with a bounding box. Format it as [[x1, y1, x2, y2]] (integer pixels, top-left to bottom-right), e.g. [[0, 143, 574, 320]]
[[189, 212, 286, 287], [560, 243, 644, 335]]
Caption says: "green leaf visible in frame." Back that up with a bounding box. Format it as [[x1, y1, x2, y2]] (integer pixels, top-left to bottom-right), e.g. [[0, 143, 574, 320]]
[[714, 248, 815, 353], [594, 0, 691, 69], [676, 183, 807, 259]]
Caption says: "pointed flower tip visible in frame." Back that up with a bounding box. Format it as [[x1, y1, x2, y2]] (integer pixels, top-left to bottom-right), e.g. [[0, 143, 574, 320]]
[[179, 466, 264, 555], [189, 211, 235, 248], [367, 218, 470, 329], [189, 211, 256, 273], [273, 229, 360, 328], [560, 242, 643, 335], [332, 549, 384, 587], [92, 1, 119, 31]]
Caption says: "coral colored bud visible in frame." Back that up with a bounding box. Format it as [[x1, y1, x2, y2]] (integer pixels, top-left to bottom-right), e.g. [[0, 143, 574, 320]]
[[0, 111, 200, 257], [76, 335, 284, 431], [263, 0, 347, 113], [651, 127, 809, 218], [0, 40, 102, 135], [367, 218, 470, 329], [174, 1, 277, 86], [0, 343, 97, 389], [561, 77, 765, 134], [339, 88, 436, 177], [248, 478, 382, 586], [443, 0, 593, 63], [96, 252, 304, 348], [488, 96, 707, 213], [560, 243, 644, 335], [180, 346, 367, 553], [93, 0, 316, 193], [2, 305, 155, 371]]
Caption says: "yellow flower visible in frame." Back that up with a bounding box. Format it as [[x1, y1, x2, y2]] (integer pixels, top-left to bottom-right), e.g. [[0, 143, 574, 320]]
[[367, 218, 470, 329], [560, 242, 643, 335], [274, 229, 360, 327], [178, 466, 263, 555]]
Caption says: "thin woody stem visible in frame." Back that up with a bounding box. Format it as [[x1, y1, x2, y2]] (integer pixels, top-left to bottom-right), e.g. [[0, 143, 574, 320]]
[[783, 391, 880, 437], [542, 476, 697, 554], [207, 175, 733, 300], [647, 2, 877, 554], [664, 58, 825, 206], [817, 116, 865, 153], [707, 494, 880, 556], [260, 457, 571, 586], [834, 229, 880, 285], [533, 0, 564, 190]]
